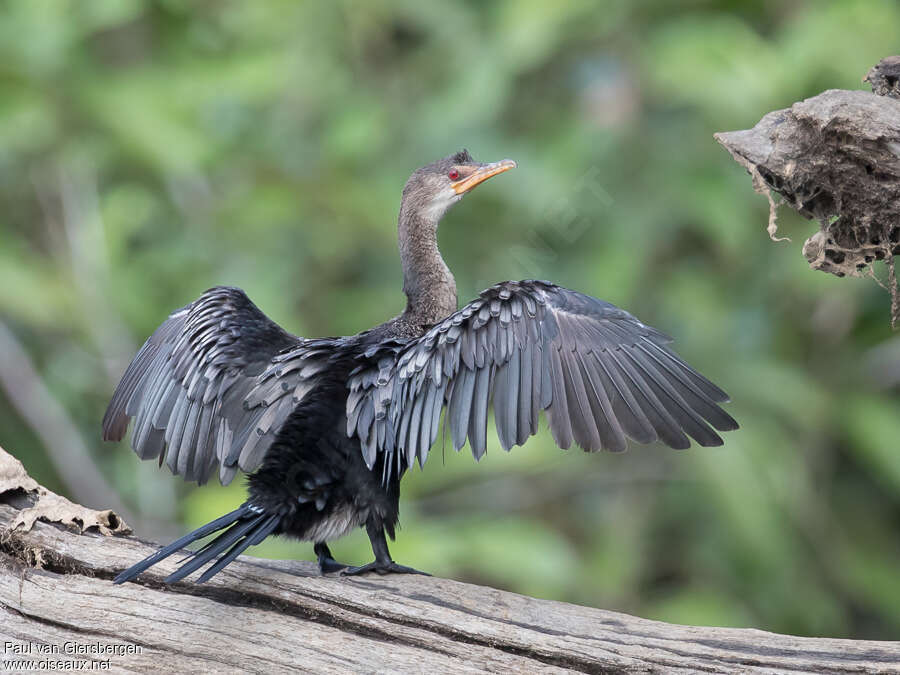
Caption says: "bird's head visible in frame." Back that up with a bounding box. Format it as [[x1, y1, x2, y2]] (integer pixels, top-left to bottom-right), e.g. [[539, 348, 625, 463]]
[[401, 149, 517, 223]]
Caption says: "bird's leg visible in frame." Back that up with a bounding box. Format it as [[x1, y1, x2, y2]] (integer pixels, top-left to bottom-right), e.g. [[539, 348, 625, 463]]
[[341, 519, 429, 576], [314, 542, 347, 574]]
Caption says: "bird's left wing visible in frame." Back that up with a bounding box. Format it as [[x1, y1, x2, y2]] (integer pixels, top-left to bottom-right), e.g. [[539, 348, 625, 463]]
[[103, 286, 339, 485], [347, 280, 737, 481]]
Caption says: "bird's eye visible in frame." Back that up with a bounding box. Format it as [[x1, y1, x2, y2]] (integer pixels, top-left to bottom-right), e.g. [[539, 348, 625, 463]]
[[448, 169, 460, 180]]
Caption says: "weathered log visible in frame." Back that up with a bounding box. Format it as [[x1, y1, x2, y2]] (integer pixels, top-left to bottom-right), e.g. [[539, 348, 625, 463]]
[[1, 461, 899, 673]]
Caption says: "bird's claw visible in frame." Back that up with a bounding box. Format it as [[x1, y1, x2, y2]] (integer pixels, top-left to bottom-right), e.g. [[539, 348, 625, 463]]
[[341, 561, 430, 576], [315, 542, 348, 575], [318, 558, 349, 574]]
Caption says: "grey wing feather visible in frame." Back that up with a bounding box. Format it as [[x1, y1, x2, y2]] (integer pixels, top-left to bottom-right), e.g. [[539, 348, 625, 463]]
[[347, 280, 737, 483], [103, 286, 334, 485]]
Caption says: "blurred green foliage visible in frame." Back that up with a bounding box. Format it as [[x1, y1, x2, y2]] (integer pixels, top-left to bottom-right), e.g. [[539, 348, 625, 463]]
[[2, 0, 899, 640]]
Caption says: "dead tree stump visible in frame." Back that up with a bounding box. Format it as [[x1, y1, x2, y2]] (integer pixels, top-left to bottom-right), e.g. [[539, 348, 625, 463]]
[[715, 57, 900, 324]]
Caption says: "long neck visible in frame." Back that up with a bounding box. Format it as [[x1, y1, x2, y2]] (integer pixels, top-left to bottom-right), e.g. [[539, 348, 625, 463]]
[[398, 206, 457, 328]]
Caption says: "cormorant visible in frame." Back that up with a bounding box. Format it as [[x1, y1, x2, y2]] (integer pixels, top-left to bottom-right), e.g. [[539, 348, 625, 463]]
[[105, 150, 737, 584]]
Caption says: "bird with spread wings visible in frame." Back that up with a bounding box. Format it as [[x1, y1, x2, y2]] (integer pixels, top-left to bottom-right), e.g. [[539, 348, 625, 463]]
[[104, 151, 737, 584]]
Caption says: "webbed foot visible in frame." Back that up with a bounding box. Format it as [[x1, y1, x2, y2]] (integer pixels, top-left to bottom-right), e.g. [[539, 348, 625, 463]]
[[314, 542, 348, 574], [344, 517, 430, 576], [341, 561, 429, 576]]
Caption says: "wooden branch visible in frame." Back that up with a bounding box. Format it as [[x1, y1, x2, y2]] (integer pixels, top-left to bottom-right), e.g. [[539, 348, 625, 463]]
[[2, 499, 899, 672]]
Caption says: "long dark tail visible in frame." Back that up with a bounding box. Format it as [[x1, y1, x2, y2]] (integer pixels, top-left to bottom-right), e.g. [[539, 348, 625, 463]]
[[113, 504, 280, 585]]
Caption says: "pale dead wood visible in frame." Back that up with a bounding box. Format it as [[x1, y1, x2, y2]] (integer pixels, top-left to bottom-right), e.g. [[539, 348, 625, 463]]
[[1, 445, 896, 673], [1, 500, 899, 675]]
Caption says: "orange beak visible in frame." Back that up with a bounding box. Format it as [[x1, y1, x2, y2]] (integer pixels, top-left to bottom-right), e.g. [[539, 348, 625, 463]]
[[451, 159, 517, 195]]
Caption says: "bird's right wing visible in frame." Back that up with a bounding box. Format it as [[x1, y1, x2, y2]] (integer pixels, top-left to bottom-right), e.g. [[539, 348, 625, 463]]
[[347, 281, 737, 482], [103, 286, 338, 485]]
